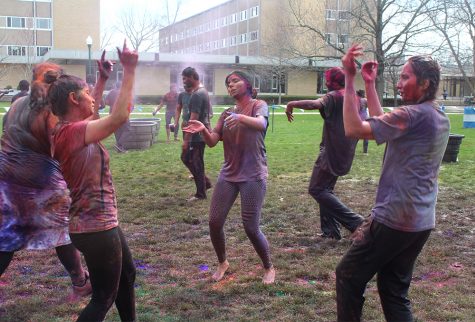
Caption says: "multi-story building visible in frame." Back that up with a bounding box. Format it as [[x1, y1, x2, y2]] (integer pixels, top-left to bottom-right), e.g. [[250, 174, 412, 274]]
[[157, 0, 360, 98], [0, 0, 100, 90]]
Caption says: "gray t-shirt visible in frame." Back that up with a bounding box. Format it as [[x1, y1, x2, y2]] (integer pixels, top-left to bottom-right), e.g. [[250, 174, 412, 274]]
[[368, 101, 450, 232], [215, 99, 268, 182], [188, 87, 211, 142]]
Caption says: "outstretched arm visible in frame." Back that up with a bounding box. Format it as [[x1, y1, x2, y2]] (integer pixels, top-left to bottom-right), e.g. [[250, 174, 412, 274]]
[[89, 51, 114, 120], [223, 112, 267, 131], [341, 44, 374, 139], [285, 99, 324, 122], [85, 40, 138, 145]]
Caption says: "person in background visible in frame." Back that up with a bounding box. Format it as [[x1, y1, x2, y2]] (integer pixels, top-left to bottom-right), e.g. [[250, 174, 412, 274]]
[[11, 80, 30, 104], [183, 70, 275, 284], [49, 42, 138, 321], [337, 44, 450, 322], [179, 67, 212, 202], [153, 83, 179, 142], [285, 67, 364, 241], [356, 89, 369, 154], [105, 81, 130, 153]]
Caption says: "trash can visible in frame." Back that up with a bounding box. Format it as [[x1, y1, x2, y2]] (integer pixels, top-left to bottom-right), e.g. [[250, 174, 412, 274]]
[[443, 134, 465, 162], [121, 121, 157, 150], [463, 107, 475, 128], [130, 118, 160, 143]]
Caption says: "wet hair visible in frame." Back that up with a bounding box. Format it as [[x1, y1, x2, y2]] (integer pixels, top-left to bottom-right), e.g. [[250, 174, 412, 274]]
[[325, 67, 345, 91], [407, 55, 440, 103], [225, 70, 253, 96], [47, 74, 87, 117], [182, 67, 199, 80], [18, 80, 29, 91], [356, 89, 365, 98]]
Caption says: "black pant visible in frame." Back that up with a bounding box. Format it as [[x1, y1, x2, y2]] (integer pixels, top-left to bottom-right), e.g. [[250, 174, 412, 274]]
[[70, 227, 136, 322], [336, 218, 431, 322], [308, 158, 363, 239], [181, 141, 210, 199]]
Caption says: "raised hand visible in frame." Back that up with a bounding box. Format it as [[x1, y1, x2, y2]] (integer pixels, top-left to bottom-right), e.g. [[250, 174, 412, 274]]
[[224, 112, 241, 129], [96, 50, 114, 80], [342, 44, 364, 76], [117, 39, 138, 70], [361, 61, 378, 83]]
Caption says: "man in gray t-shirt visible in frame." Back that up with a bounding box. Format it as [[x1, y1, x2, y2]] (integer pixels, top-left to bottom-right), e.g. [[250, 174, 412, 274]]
[[286, 67, 364, 240], [337, 45, 450, 322]]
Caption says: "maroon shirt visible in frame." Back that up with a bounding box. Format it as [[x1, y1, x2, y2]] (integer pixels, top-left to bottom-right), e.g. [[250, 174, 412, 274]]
[[214, 99, 269, 182], [53, 121, 118, 233]]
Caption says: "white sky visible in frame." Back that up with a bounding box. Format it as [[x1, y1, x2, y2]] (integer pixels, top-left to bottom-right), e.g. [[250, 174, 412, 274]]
[[100, 0, 229, 50]]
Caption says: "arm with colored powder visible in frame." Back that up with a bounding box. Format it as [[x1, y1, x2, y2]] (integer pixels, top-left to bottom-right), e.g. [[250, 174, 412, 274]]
[[89, 51, 114, 120], [285, 99, 324, 122]]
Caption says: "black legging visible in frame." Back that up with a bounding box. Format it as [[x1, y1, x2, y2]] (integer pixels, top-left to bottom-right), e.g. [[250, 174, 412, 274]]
[[209, 178, 272, 269], [1, 244, 84, 284], [70, 227, 136, 322]]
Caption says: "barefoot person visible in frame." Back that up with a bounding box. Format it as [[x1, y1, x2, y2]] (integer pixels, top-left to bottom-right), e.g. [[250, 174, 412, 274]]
[[183, 71, 275, 284], [0, 61, 104, 298], [337, 45, 450, 321], [49, 42, 138, 321]]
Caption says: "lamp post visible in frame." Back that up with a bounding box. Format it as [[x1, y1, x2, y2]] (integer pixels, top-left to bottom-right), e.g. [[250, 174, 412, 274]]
[[86, 35, 93, 84]]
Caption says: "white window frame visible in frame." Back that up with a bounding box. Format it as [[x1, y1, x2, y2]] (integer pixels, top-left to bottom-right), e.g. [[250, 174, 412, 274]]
[[250, 31, 258, 41], [221, 38, 227, 48], [221, 16, 228, 26], [36, 46, 50, 56], [35, 18, 51, 30], [230, 36, 237, 46], [240, 33, 247, 44], [240, 10, 247, 21], [325, 9, 337, 20], [250, 6, 259, 18], [8, 45, 27, 56], [6, 16, 27, 29], [230, 13, 237, 24]]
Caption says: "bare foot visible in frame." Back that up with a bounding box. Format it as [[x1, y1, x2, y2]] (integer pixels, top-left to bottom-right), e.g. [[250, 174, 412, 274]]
[[212, 260, 229, 281], [262, 266, 275, 284]]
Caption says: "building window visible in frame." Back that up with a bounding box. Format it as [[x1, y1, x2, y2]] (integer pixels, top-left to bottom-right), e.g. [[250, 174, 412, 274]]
[[7, 17, 26, 28], [214, 19, 219, 29], [36, 46, 50, 56], [240, 10, 247, 21], [35, 18, 51, 29], [325, 33, 332, 44], [8, 46, 27, 56], [325, 9, 337, 20], [213, 40, 218, 49], [250, 6, 259, 17], [339, 10, 351, 20], [338, 34, 349, 47], [250, 31, 258, 41], [230, 36, 237, 46], [221, 16, 227, 26], [239, 33, 247, 44], [221, 38, 227, 48], [230, 13, 237, 24]]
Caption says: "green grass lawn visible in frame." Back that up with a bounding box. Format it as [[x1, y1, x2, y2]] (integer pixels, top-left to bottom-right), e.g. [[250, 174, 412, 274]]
[[0, 106, 474, 321]]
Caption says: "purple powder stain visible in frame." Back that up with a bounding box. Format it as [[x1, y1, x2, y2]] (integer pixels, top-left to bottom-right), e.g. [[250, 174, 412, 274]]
[[442, 230, 456, 238], [20, 266, 33, 275], [134, 259, 150, 270], [199, 265, 209, 271]]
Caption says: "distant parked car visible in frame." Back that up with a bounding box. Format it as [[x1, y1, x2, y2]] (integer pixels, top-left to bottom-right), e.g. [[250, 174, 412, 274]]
[[463, 96, 475, 105]]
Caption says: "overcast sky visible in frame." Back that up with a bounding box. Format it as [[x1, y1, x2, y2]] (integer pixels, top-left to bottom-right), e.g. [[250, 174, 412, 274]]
[[100, 0, 229, 49]]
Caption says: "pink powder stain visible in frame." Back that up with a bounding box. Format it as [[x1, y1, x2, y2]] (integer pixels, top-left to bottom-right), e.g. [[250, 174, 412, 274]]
[[449, 262, 463, 271]]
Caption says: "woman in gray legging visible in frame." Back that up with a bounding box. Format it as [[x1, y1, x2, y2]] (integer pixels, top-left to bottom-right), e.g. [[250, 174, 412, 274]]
[[183, 71, 274, 284]]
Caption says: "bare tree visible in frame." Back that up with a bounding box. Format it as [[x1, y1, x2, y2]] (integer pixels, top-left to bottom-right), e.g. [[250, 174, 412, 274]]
[[427, 0, 475, 96], [288, 0, 436, 100], [114, 0, 182, 52]]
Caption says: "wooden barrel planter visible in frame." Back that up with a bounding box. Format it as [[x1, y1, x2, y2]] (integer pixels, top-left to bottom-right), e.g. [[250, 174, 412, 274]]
[[121, 121, 157, 150], [130, 118, 160, 144], [443, 134, 465, 163]]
